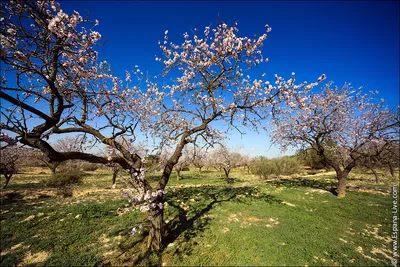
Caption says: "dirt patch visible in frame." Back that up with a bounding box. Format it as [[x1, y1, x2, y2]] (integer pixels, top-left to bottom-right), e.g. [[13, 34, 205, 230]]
[[1, 189, 57, 202], [307, 188, 330, 194], [20, 215, 36, 223], [227, 213, 279, 228], [242, 216, 262, 225], [265, 217, 280, 228], [20, 251, 50, 265], [282, 201, 296, 207], [98, 233, 112, 249], [227, 213, 240, 223], [221, 227, 230, 233], [72, 188, 114, 198]]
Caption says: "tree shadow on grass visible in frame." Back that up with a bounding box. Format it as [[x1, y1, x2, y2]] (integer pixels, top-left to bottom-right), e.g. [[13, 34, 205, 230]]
[[133, 185, 281, 266], [267, 177, 338, 195]]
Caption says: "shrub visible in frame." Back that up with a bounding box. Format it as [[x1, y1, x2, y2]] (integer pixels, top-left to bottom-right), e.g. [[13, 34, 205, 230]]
[[250, 156, 301, 179], [80, 163, 98, 172], [45, 169, 85, 187]]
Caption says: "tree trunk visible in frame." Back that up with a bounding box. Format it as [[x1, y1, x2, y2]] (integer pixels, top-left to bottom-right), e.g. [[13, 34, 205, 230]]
[[336, 175, 347, 198], [50, 166, 56, 174], [223, 168, 230, 181], [3, 174, 12, 188], [147, 198, 164, 251], [369, 167, 379, 183], [176, 169, 181, 181], [198, 166, 202, 173], [388, 163, 394, 177], [112, 171, 117, 189]]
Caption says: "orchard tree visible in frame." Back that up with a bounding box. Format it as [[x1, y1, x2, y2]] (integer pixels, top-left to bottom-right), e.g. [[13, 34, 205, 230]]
[[211, 144, 243, 182], [0, 0, 326, 252], [239, 153, 252, 174], [123, 21, 326, 250], [173, 147, 191, 180], [191, 145, 207, 172], [0, 133, 19, 188], [0, 0, 146, 239], [375, 142, 399, 177], [36, 135, 85, 173], [272, 83, 399, 198], [358, 141, 399, 183]]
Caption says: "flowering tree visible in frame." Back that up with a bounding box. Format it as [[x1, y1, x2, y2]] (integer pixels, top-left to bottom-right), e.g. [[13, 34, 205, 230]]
[[239, 153, 252, 174], [271, 83, 399, 198], [358, 141, 399, 183], [0, 133, 19, 188], [211, 144, 243, 182], [191, 145, 208, 172], [0, 0, 146, 236], [173, 147, 191, 180], [36, 135, 85, 173], [119, 21, 326, 250], [0, 1, 144, 169]]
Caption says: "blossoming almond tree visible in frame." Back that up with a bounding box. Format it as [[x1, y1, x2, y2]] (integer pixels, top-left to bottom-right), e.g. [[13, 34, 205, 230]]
[[0, 133, 19, 188], [120, 23, 325, 250], [191, 145, 208, 172], [0, 0, 147, 217], [211, 144, 243, 182], [271, 83, 399, 198]]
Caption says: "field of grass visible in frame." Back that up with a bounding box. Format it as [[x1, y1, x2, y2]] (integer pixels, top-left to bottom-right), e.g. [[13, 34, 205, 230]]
[[0, 167, 398, 266]]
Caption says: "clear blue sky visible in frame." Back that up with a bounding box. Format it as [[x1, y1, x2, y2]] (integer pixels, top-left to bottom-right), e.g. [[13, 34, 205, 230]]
[[57, 1, 399, 157]]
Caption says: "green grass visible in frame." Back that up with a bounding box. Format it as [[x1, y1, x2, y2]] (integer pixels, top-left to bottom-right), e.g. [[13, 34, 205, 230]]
[[0, 167, 397, 266]]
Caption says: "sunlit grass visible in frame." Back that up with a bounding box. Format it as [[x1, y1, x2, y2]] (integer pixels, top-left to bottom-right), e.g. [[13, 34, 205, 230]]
[[0, 166, 397, 266]]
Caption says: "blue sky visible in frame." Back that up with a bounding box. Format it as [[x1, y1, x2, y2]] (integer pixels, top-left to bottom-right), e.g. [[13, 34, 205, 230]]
[[48, 1, 400, 156]]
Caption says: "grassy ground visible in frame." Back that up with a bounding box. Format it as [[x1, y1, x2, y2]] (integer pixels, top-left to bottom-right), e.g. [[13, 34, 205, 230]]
[[0, 166, 398, 266]]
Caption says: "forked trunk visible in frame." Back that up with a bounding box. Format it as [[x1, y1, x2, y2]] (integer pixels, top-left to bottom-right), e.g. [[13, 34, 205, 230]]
[[3, 174, 12, 188], [223, 168, 230, 181], [369, 167, 379, 183]]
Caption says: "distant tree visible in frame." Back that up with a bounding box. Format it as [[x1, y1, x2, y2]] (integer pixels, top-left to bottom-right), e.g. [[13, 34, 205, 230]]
[[173, 147, 191, 180], [191, 145, 207, 172], [0, 133, 19, 188], [296, 147, 328, 170], [272, 84, 399, 198], [239, 154, 252, 174], [212, 145, 243, 183], [358, 141, 399, 183]]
